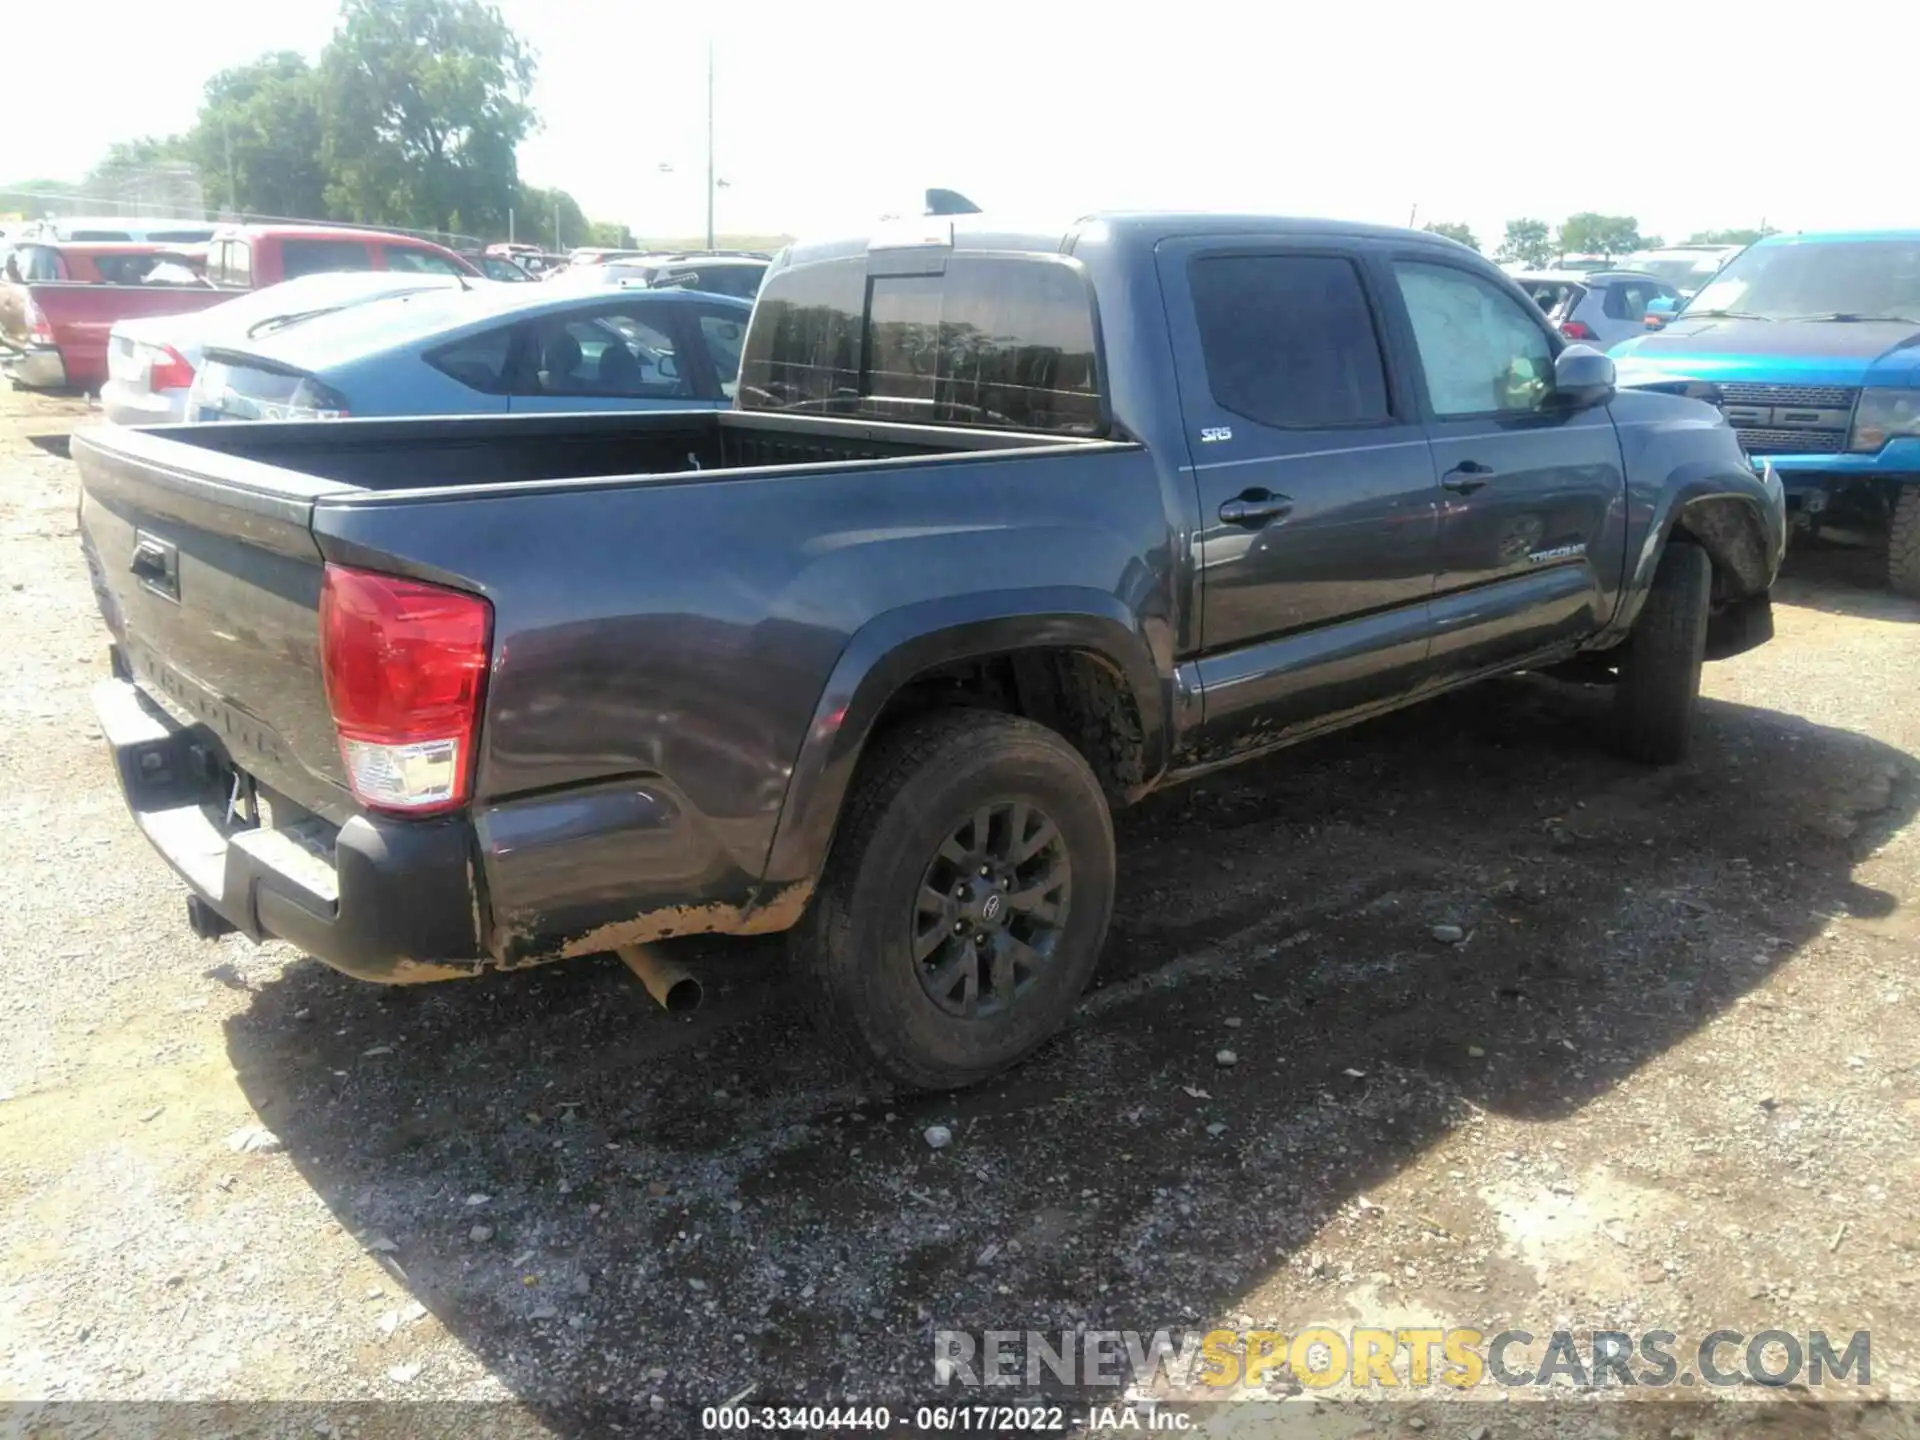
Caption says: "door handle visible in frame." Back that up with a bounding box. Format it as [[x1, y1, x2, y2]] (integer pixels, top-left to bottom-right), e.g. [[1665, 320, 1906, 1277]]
[[130, 532, 179, 600], [1441, 462, 1493, 495], [1218, 489, 1294, 527]]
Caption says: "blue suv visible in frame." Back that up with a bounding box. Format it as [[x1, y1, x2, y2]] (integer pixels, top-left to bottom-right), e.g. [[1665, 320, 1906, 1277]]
[[1611, 230, 1920, 595]]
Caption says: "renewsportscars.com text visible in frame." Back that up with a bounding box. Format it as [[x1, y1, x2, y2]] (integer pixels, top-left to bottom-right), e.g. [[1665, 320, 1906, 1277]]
[[933, 1327, 1871, 1391]]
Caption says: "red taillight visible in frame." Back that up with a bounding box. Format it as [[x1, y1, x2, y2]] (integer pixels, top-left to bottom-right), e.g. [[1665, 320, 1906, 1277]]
[[1560, 320, 1597, 341], [318, 565, 492, 815], [25, 301, 52, 342], [147, 344, 195, 392]]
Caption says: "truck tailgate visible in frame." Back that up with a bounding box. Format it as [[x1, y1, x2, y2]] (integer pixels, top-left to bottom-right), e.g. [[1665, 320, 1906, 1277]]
[[74, 424, 353, 821], [29, 284, 227, 390]]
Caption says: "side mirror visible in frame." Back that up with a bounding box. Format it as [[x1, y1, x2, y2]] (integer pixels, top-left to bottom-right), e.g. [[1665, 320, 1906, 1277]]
[[1555, 345, 1616, 408]]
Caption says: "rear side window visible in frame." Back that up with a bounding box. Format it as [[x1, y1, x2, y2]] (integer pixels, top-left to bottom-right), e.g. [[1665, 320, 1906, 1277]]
[[281, 239, 375, 279], [69, 230, 131, 242], [741, 254, 1104, 434], [1189, 254, 1391, 428], [1601, 279, 1671, 321], [93, 254, 163, 285], [428, 326, 515, 394]]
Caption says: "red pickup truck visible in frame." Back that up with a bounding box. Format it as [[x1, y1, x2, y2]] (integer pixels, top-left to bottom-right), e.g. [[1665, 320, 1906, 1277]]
[[3, 225, 479, 392], [2, 242, 215, 390]]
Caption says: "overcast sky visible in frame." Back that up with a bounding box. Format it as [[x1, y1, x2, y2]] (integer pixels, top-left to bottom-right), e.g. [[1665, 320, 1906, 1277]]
[[8, 0, 1908, 246]]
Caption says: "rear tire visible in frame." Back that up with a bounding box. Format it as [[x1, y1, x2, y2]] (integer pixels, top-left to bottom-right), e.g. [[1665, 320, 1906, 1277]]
[[794, 709, 1116, 1091], [1890, 486, 1920, 600], [1613, 541, 1711, 765]]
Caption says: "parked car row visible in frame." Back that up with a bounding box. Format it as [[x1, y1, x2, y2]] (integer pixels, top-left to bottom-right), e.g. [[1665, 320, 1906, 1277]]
[[3, 212, 772, 401], [2, 222, 482, 392]]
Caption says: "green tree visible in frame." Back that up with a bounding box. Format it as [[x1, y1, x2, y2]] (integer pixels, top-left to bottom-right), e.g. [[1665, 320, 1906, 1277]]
[[515, 184, 588, 250], [320, 0, 537, 234], [185, 53, 328, 219], [85, 136, 192, 183], [1685, 227, 1774, 246], [1422, 221, 1478, 251], [586, 219, 636, 249], [1495, 218, 1554, 268], [1557, 213, 1645, 259]]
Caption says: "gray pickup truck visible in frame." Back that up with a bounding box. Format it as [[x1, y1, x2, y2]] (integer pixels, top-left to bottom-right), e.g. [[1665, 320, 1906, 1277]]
[[75, 213, 1786, 1089]]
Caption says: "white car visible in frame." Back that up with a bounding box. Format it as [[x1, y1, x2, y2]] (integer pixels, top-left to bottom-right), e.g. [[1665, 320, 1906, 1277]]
[[1509, 270, 1683, 349], [100, 271, 471, 426]]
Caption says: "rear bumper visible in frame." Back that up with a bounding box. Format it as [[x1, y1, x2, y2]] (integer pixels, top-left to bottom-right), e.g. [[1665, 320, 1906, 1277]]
[[93, 670, 484, 983], [4, 345, 68, 389], [99, 378, 187, 427]]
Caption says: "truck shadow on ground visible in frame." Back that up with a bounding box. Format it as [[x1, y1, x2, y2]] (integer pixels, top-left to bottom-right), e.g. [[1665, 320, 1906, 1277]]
[[224, 677, 1915, 1428]]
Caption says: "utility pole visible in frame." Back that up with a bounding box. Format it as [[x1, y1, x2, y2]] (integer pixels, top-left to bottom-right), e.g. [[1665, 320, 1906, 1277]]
[[224, 121, 237, 215], [554, 195, 562, 251], [705, 40, 716, 251]]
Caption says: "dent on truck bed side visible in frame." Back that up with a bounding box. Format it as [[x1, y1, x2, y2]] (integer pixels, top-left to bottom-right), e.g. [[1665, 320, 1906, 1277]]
[[758, 588, 1171, 888], [1595, 388, 1787, 645]]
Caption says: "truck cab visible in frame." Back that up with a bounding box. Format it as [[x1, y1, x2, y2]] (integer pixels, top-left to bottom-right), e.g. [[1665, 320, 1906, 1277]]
[[1611, 230, 1920, 595]]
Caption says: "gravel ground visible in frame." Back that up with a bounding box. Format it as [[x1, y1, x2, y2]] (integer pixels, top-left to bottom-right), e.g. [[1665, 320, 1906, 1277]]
[[2, 385, 1918, 1438]]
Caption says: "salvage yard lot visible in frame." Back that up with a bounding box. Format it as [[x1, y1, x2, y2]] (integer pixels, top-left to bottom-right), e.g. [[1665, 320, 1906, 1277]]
[[2, 384, 1917, 1435]]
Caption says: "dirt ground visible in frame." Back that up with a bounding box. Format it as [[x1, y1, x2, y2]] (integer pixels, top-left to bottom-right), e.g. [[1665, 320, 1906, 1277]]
[[2, 384, 1917, 1438]]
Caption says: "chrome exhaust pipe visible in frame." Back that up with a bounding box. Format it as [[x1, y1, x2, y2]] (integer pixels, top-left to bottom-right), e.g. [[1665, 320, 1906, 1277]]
[[615, 944, 703, 1013]]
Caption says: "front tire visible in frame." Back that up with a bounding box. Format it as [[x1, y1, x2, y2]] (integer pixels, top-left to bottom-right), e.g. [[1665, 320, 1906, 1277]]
[[1614, 541, 1711, 764], [795, 709, 1116, 1090], [1889, 486, 1920, 600]]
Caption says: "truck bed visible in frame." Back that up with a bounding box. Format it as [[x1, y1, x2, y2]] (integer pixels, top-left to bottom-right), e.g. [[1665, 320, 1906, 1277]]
[[73, 407, 1147, 973], [102, 408, 1108, 494]]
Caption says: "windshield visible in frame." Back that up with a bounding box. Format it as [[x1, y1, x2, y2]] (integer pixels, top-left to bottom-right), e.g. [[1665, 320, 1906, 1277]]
[[1683, 239, 1920, 322], [1632, 257, 1718, 289]]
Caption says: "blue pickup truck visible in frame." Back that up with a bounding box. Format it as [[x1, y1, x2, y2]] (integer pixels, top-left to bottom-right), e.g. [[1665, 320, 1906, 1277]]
[[1612, 230, 1920, 596]]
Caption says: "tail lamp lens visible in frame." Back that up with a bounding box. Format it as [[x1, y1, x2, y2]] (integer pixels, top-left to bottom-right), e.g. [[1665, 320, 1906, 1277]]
[[318, 564, 492, 814]]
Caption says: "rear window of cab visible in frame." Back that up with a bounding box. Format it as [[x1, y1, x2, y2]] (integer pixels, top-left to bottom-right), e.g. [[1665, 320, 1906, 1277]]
[[739, 253, 1105, 435]]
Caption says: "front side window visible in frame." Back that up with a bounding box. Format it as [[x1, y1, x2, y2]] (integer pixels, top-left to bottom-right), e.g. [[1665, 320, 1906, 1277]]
[[1394, 261, 1555, 418], [280, 239, 375, 279], [522, 308, 693, 399], [1189, 254, 1391, 428]]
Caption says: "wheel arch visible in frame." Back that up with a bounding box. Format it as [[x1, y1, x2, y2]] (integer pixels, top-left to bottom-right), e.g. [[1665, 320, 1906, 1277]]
[[1600, 464, 1785, 646], [759, 588, 1168, 887]]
